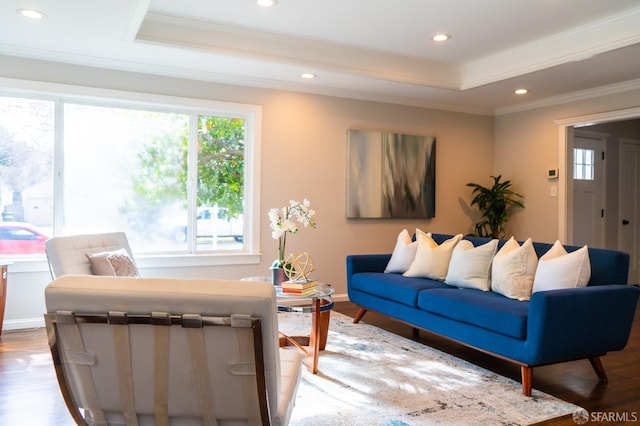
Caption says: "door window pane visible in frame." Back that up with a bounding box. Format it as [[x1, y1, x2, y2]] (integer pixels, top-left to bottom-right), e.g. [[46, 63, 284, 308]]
[[573, 148, 595, 181]]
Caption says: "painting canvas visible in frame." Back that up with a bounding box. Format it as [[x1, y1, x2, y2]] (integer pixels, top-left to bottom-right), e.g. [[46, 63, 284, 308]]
[[346, 129, 436, 218]]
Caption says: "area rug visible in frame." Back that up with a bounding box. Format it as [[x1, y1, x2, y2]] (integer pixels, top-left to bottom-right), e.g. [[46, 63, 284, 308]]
[[278, 311, 580, 426]]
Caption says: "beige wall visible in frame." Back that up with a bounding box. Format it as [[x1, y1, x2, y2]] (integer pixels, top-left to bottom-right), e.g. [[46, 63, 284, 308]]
[[495, 90, 640, 243], [4, 55, 639, 328], [0, 56, 494, 327]]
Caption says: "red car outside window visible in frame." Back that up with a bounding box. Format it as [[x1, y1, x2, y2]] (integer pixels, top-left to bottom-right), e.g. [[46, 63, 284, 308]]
[[0, 223, 48, 255]]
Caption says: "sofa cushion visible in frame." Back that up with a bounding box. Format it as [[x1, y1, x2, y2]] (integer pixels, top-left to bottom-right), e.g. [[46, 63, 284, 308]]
[[417, 288, 529, 339], [404, 231, 462, 280], [384, 229, 418, 273], [350, 272, 449, 307], [533, 241, 591, 293], [491, 237, 538, 301], [445, 239, 498, 291]]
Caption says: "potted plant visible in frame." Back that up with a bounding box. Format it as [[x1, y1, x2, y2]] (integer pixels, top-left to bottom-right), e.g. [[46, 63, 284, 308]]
[[466, 175, 524, 238], [268, 199, 317, 284]]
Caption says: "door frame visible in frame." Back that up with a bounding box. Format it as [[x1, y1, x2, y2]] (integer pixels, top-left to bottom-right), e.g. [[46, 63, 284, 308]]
[[573, 129, 608, 247], [618, 137, 640, 283], [555, 106, 640, 243]]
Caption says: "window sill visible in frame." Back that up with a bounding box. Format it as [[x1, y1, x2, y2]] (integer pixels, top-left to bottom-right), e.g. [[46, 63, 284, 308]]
[[135, 252, 261, 269], [4, 252, 262, 274]]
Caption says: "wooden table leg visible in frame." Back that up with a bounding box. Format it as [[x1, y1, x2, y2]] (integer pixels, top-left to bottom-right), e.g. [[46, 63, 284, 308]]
[[318, 304, 331, 350], [306, 297, 321, 373], [278, 296, 333, 374]]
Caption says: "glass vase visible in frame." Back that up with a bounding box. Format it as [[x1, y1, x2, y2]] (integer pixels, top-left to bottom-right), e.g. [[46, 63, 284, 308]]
[[270, 266, 287, 286]]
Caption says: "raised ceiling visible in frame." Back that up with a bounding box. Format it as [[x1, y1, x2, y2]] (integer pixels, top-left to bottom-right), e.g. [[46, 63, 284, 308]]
[[2, 0, 640, 114]]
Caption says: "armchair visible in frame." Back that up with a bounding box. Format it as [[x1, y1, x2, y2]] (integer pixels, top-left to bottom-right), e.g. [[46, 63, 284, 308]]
[[44, 275, 303, 425]]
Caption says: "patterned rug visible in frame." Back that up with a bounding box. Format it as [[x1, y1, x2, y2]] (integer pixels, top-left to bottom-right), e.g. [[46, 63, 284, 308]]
[[278, 311, 580, 426]]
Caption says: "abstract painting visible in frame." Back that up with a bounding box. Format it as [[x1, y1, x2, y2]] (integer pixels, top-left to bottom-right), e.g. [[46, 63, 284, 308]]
[[346, 129, 435, 218]]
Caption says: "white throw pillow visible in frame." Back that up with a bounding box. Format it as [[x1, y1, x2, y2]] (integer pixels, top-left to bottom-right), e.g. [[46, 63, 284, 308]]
[[445, 239, 498, 291], [403, 231, 462, 280], [491, 237, 538, 301], [87, 249, 139, 277], [532, 241, 591, 293], [384, 229, 418, 273]]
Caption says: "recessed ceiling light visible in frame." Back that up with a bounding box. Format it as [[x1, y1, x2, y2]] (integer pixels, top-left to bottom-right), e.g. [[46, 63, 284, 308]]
[[514, 88, 528, 95], [432, 34, 450, 42], [257, 0, 278, 7], [301, 73, 316, 79], [17, 8, 46, 19]]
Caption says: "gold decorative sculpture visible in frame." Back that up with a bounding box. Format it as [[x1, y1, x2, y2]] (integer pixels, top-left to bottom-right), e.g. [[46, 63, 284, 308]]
[[284, 252, 315, 282]]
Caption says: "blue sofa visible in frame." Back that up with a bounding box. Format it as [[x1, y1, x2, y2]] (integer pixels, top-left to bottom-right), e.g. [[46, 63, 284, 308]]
[[346, 233, 640, 396]]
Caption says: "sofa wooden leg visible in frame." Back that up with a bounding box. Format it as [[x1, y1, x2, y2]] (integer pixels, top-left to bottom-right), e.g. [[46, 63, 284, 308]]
[[353, 308, 367, 324], [521, 366, 533, 397], [589, 356, 608, 383]]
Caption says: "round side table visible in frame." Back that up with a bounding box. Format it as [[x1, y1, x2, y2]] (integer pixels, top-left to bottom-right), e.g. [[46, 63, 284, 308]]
[[241, 276, 334, 374]]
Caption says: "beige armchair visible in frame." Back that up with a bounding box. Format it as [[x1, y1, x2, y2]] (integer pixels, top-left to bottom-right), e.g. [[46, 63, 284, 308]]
[[44, 275, 303, 425], [45, 232, 138, 279]]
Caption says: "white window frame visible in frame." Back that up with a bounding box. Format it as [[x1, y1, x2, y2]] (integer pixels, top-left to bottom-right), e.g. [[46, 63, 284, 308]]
[[0, 77, 261, 269], [573, 147, 595, 181]]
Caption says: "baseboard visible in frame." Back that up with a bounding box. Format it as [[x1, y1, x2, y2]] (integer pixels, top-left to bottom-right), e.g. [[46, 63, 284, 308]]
[[2, 317, 45, 331], [332, 293, 349, 302]]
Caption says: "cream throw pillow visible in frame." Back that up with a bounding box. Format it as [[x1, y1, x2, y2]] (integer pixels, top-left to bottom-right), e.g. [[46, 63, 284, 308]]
[[403, 231, 462, 280], [384, 229, 418, 273], [87, 249, 139, 277], [445, 239, 498, 291], [532, 241, 590, 293], [491, 237, 538, 301]]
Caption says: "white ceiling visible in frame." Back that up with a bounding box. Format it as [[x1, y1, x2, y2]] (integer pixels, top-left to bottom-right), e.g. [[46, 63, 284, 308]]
[[2, 0, 640, 114]]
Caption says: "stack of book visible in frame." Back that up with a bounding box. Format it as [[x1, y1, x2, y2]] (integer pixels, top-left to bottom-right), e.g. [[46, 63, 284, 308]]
[[281, 280, 318, 296]]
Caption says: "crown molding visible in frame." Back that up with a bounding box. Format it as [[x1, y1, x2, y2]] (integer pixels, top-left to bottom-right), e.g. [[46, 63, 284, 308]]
[[462, 6, 640, 90], [495, 79, 640, 116], [554, 105, 640, 127]]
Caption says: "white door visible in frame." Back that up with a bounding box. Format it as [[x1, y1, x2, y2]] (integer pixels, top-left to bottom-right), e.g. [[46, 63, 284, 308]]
[[573, 136, 606, 247], [619, 138, 640, 284]]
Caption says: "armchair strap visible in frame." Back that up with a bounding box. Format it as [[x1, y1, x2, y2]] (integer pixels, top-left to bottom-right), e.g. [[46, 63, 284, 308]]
[[55, 311, 107, 426], [152, 312, 171, 426], [109, 312, 139, 426], [232, 314, 262, 426], [184, 314, 219, 426]]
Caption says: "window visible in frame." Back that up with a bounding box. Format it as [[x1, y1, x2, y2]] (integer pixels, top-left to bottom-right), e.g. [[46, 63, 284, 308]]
[[0, 86, 260, 260], [573, 148, 595, 181], [0, 95, 54, 254]]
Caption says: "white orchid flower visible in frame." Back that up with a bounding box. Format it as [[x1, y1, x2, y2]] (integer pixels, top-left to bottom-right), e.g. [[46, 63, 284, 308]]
[[268, 199, 317, 266]]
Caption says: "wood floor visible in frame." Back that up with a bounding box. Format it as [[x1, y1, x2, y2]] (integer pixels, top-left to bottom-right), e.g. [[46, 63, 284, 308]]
[[1, 301, 638, 425]]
